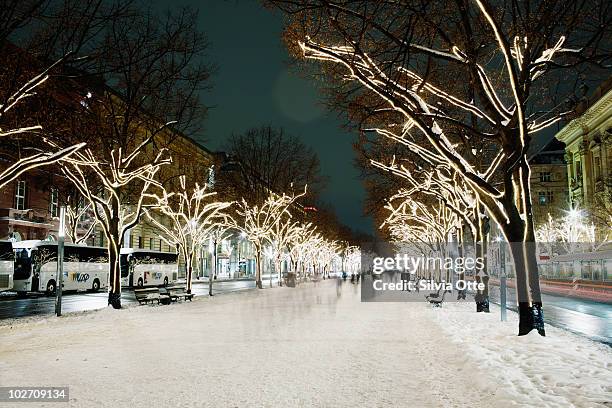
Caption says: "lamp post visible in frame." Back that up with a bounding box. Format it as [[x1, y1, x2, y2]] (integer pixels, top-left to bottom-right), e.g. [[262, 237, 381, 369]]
[[497, 236, 507, 322], [55, 206, 66, 317], [209, 236, 216, 296], [239, 232, 246, 278]]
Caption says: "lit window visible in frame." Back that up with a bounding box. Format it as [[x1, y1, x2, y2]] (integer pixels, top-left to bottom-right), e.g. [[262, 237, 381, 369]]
[[539, 172, 551, 182], [15, 181, 26, 210], [594, 157, 601, 180], [538, 191, 554, 205]]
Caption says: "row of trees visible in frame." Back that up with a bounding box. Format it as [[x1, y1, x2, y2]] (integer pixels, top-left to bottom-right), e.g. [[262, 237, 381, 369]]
[[269, 0, 611, 336], [0, 1, 358, 308]]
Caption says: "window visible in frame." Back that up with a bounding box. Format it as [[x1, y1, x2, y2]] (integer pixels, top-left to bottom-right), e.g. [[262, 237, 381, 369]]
[[138, 236, 143, 249], [149, 237, 153, 250], [15, 180, 26, 210], [49, 188, 59, 217], [539, 172, 551, 182], [575, 161, 582, 179], [538, 191, 554, 205], [594, 156, 601, 180]]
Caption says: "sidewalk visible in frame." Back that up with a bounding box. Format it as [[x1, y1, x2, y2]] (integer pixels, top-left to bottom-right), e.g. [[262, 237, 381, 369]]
[[0, 280, 609, 407]]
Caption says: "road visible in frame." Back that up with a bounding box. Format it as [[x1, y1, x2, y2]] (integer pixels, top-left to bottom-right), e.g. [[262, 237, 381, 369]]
[[488, 285, 612, 345], [0, 279, 257, 320]]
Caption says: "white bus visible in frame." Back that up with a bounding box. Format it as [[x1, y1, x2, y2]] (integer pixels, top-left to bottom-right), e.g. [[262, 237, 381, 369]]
[[0, 240, 14, 292], [120, 248, 178, 288], [13, 240, 109, 295]]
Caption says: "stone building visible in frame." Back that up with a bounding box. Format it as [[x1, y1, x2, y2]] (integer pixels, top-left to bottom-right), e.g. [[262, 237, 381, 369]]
[[555, 79, 612, 240], [529, 138, 569, 229]]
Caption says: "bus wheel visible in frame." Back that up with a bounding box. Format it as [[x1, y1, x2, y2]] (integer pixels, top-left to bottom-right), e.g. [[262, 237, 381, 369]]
[[92, 279, 100, 292], [164, 277, 168, 287], [46, 280, 56, 296], [137, 278, 143, 287]]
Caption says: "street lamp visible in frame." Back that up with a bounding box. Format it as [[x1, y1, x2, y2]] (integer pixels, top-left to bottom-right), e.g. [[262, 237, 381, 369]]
[[55, 206, 66, 317]]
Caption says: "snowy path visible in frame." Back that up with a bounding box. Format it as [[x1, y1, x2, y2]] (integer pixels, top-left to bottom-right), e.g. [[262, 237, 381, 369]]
[[0, 280, 610, 407]]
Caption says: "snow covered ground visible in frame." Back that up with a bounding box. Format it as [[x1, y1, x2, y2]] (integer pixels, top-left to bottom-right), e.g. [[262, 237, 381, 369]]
[[0, 280, 610, 407], [428, 301, 612, 407]]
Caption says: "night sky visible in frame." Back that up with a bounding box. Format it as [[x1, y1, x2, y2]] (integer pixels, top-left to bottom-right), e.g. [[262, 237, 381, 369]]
[[155, 0, 374, 234]]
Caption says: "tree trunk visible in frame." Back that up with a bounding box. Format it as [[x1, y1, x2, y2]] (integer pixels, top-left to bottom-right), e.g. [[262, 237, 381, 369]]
[[209, 240, 216, 296], [503, 217, 545, 336], [107, 235, 121, 309], [276, 258, 282, 287], [185, 249, 193, 294], [255, 244, 263, 289], [107, 208, 122, 309]]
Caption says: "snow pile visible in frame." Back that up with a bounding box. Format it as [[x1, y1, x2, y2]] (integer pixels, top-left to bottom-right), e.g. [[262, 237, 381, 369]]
[[428, 301, 612, 407]]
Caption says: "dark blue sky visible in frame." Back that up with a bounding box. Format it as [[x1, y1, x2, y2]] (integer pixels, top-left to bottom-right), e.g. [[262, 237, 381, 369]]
[[157, 0, 373, 234]]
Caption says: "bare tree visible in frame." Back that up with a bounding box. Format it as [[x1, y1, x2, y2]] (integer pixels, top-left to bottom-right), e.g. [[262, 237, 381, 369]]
[[0, 56, 85, 190], [59, 137, 171, 308], [271, 0, 611, 336], [64, 199, 96, 244], [144, 175, 233, 293], [54, 5, 212, 309], [268, 215, 302, 286], [224, 126, 326, 204], [228, 187, 306, 289]]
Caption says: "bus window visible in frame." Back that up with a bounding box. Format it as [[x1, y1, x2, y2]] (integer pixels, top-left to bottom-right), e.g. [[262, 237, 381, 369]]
[[0, 241, 14, 261], [34, 245, 58, 267]]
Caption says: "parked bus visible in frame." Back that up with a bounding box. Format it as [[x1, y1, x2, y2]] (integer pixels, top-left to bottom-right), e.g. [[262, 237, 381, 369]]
[[120, 248, 178, 288], [13, 240, 109, 295], [0, 240, 14, 292]]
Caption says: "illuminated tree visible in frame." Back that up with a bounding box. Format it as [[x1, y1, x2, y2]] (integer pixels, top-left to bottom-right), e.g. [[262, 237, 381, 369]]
[[144, 175, 233, 293], [229, 187, 306, 289], [268, 216, 302, 287], [59, 135, 171, 308], [536, 207, 609, 254], [344, 246, 361, 276], [0, 59, 84, 190], [64, 199, 96, 245], [272, 0, 610, 335], [206, 225, 234, 296], [287, 223, 317, 281]]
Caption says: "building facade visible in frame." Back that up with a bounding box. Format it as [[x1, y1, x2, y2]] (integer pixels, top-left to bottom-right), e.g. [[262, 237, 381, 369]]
[[555, 80, 612, 240], [529, 139, 570, 229]]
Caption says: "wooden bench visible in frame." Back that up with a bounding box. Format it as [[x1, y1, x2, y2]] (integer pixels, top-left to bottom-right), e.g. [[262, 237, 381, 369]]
[[425, 287, 442, 301], [161, 286, 194, 302], [428, 290, 449, 307], [134, 288, 170, 305]]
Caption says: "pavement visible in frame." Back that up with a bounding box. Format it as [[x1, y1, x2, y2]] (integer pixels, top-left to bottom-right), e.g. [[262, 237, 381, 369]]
[[0, 279, 501, 407]]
